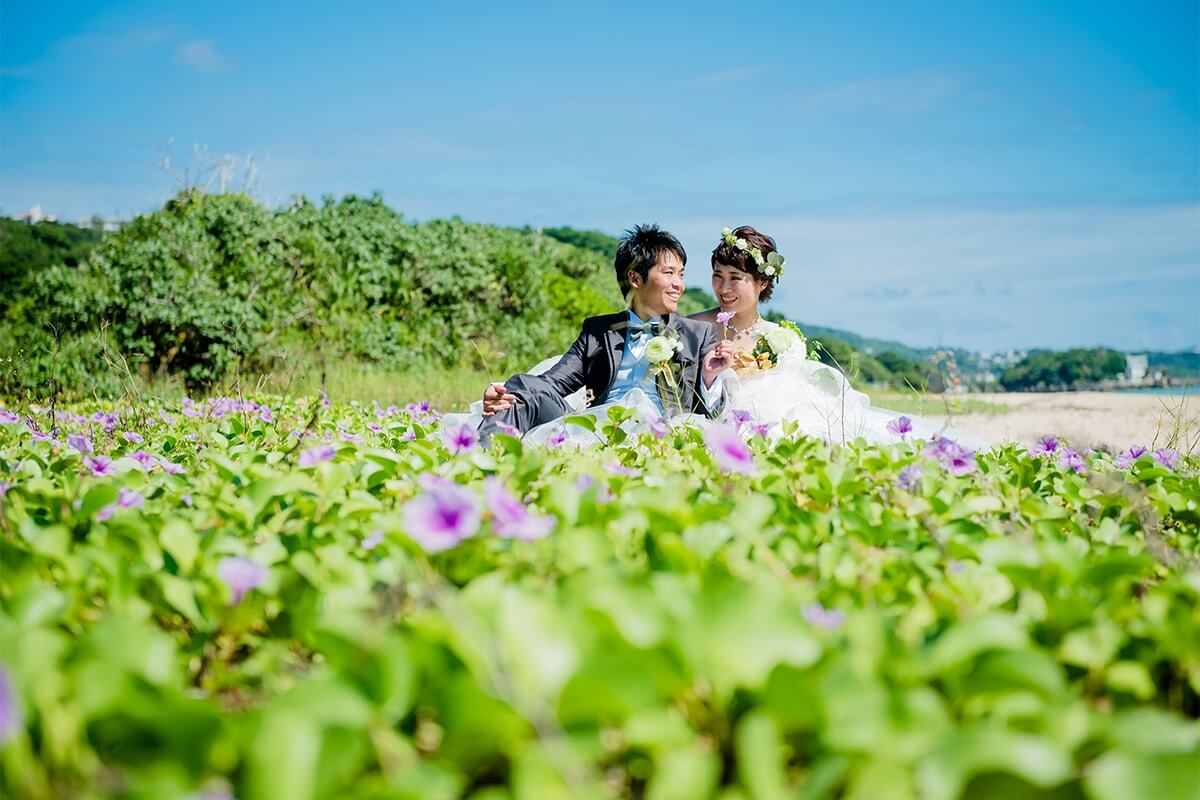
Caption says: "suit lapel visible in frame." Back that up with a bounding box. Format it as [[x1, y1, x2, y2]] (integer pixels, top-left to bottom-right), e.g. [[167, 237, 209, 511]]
[[599, 312, 628, 401]]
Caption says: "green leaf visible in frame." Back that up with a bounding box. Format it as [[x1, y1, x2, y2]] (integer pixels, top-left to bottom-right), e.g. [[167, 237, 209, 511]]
[[160, 518, 198, 573], [736, 710, 789, 800], [246, 709, 321, 800], [1084, 750, 1200, 800]]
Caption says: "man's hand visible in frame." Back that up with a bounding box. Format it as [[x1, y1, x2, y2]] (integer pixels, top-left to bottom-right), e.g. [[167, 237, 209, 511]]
[[702, 341, 736, 388], [482, 383, 519, 416]]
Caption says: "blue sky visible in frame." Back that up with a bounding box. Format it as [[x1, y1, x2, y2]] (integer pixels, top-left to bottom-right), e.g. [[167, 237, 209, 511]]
[[2, 1, 1197, 352]]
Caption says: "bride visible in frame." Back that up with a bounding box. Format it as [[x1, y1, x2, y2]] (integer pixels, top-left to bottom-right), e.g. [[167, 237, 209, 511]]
[[691, 225, 987, 449]]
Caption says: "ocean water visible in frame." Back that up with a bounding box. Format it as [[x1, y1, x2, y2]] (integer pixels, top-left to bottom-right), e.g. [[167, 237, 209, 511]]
[[1113, 385, 1200, 396]]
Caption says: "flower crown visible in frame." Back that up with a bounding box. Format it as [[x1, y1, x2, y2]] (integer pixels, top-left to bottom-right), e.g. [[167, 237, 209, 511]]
[[721, 227, 785, 278]]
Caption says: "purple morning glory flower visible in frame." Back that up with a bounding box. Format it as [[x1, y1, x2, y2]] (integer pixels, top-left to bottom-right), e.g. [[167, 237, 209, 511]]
[[574, 475, 594, 492], [320, 391, 331, 408], [441, 423, 478, 455], [68, 433, 93, 455], [886, 416, 912, 438], [117, 488, 144, 509], [604, 462, 641, 477], [181, 494, 193, 507], [484, 477, 556, 541], [648, 416, 671, 439], [749, 421, 775, 438], [896, 463, 923, 491], [298, 445, 336, 468], [1153, 448, 1180, 470], [729, 409, 753, 430], [1029, 435, 1059, 456], [402, 478, 481, 552], [360, 530, 385, 551], [1058, 447, 1087, 473], [716, 311, 735, 326], [91, 412, 119, 432], [367, 422, 383, 433], [705, 424, 756, 476], [923, 437, 976, 476], [129, 450, 158, 471], [400, 430, 417, 441], [1114, 445, 1148, 469], [0, 409, 19, 425], [121, 431, 144, 444], [259, 407, 274, 423], [406, 401, 432, 415], [803, 603, 846, 631], [95, 504, 116, 522], [217, 557, 268, 605], [545, 428, 568, 448], [0, 666, 19, 744], [340, 430, 362, 444], [84, 456, 115, 477], [160, 459, 184, 475]]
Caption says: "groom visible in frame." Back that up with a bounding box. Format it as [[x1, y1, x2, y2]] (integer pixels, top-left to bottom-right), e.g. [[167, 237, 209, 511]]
[[478, 224, 731, 442]]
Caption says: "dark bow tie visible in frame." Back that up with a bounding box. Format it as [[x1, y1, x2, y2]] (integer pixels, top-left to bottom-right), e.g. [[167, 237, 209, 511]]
[[627, 320, 663, 335]]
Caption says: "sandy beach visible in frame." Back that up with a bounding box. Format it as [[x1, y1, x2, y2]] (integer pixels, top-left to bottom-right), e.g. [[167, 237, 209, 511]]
[[925, 391, 1198, 453]]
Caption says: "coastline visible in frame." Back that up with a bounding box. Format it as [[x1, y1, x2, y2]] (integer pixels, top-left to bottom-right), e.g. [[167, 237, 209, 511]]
[[923, 391, 1197, 453]]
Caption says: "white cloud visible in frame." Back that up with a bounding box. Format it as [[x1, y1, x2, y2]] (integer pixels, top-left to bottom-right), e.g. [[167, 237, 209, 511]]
[[174, 39, 231, 73]]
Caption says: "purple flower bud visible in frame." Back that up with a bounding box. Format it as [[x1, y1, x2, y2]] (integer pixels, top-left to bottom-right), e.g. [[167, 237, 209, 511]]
[[68, 433, 93, 455], [121, 431, 144, 444], [716, 311, 735, 326], [160, 459, 185, 475], [361, 530, 385, 551], [0, 409, 20, 425], [129, 450, 158, 471], [217, 557, 268, 605], [95, 503, 116, 521], [749, 421, 775, 439], [367, 422, 383, 433], [545, 428, 568, 448], [604, 462, 641, 477], [117, 488, 144, 509]]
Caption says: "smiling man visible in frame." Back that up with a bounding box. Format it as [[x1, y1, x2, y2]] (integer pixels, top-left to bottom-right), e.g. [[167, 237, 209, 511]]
[[478, 224, 733, 443]]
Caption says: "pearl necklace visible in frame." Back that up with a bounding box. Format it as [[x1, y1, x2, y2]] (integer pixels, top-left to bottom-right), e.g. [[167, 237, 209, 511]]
[[724, 314, 761, 337]]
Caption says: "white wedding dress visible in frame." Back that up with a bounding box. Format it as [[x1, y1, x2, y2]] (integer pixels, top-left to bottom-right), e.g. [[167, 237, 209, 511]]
[[722, 319, 988, 450], [444, 320, 987, 451]]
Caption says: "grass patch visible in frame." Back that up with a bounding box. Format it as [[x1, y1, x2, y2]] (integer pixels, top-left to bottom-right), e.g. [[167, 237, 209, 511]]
[[866, 390, 1011, 417]]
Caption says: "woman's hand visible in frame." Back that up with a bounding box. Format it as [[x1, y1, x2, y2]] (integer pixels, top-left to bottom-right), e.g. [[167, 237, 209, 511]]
[[702, 341, 737, 386]]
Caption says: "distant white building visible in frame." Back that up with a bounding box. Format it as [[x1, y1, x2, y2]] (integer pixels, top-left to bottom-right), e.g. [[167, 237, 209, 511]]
[[1126, 354, 1148, 383], [19, 204, 57, 223]]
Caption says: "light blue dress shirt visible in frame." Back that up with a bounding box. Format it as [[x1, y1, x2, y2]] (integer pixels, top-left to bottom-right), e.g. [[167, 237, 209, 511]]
[[603, 309, 725, 415]]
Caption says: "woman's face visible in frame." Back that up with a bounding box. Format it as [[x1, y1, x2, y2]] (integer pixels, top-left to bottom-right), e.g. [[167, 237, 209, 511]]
[[711, 264, 762, 316]]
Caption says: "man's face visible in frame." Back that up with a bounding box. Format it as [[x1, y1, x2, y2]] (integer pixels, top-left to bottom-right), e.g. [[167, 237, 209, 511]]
[[629, 251, 685, 316]]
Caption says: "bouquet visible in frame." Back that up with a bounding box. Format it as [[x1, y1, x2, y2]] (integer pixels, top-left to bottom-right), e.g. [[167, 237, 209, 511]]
[[732, 320, 807, 375]]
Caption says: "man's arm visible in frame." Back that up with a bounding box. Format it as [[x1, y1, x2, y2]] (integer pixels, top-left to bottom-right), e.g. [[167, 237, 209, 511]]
[[499, 327, 589, 406]]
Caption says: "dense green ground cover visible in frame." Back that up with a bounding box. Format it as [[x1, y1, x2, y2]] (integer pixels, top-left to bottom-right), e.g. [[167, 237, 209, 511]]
[[1, 397, 1197, 800]]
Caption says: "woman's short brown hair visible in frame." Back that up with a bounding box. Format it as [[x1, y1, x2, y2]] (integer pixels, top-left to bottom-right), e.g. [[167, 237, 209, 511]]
[[711, 225, 779, 302]]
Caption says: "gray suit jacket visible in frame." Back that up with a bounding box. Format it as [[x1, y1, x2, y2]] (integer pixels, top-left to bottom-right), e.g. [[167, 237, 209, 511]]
[[505, 310, 721, 417]]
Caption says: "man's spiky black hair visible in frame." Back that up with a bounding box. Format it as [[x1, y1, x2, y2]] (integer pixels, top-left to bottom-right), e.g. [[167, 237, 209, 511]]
[[613, 224, 687, 296]]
